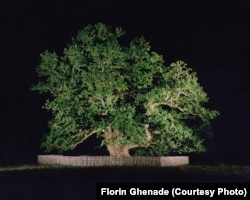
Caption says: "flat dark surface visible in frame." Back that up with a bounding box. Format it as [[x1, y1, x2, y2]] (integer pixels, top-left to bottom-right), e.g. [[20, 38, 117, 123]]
[[0, 166, 250, 200]]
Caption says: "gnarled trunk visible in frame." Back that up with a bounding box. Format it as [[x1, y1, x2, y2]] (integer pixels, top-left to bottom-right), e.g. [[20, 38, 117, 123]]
[[102, 126, 139, 157], [102, 125, 152, 157], [106, 144, 131, 157], [106, 143, 143, 157]]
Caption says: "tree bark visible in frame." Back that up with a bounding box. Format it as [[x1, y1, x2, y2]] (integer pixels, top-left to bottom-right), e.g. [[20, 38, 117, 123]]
[[102, 125, 152, 157], [102, 126, 131, 157], [106, 144, 131, 157]]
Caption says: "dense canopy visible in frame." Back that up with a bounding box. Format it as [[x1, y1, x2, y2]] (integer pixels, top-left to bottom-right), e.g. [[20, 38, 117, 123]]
[[32, 23, 219, 157]]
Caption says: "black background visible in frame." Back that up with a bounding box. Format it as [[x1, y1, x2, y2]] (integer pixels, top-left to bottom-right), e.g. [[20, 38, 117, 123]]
[[0, 0, 250, 165]]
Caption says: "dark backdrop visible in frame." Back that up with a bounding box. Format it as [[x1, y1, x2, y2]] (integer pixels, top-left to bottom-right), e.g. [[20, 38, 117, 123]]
[[0, 0, 250, 165]]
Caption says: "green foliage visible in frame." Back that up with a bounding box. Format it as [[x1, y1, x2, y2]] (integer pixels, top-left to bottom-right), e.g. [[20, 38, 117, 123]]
[[32, 23, 219, 156]]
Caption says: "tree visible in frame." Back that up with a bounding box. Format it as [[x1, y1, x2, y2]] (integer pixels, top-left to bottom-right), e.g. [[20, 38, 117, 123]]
[[32, 23, 219, 157]]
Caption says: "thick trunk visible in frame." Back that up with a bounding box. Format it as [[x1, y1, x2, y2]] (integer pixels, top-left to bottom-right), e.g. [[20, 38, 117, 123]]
[[102, 126, 138, 157], [102, 125, 152, 157], [106, 144, 131, 157], [106, 143, 142, 157]]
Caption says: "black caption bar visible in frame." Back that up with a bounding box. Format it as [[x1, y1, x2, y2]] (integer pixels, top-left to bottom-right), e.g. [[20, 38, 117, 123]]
[[96, 183, 249, 200]]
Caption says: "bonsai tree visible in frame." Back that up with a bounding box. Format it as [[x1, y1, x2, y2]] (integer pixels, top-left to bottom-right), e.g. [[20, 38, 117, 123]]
[[32, 23, 219, 157]]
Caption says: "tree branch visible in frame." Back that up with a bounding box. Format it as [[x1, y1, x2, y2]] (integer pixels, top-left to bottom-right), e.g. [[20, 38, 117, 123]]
[[146, 89, 196, 116], [145, 124, 152, 141], [70, 129, 101, 149]]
